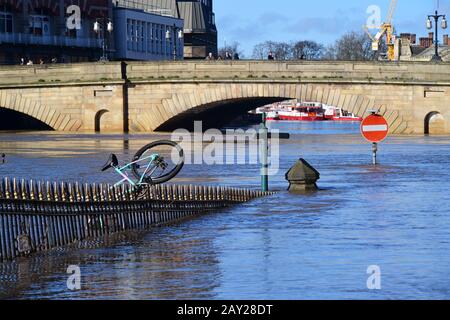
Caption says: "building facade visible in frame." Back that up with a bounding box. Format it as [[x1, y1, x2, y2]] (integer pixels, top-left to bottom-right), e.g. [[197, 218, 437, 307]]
[[394, 32, 450, 62], [178, 0, 217, 59], [0, 0, 217, 64], [113, 4, 184, 61], [0, 0, 111, 64], [114, 0, 217, 59]]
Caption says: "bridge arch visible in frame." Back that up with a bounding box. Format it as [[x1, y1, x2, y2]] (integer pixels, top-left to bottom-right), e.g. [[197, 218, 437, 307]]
[[0, 108, 53, 130], [151, 82, 408, 133], [95, 109, 110, 132], [425, 111, 446, 135], [0, 92, 81, 131]]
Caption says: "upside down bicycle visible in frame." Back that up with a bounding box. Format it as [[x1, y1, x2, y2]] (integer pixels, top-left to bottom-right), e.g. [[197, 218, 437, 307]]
[[101, 140, 185, 196]]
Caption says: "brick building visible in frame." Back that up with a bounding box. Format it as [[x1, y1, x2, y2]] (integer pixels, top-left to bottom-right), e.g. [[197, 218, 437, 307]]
[[395, 32, 450, 61]]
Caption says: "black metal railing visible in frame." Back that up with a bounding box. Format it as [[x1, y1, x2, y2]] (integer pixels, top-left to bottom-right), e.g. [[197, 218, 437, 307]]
[[0, 178, 272, 261]]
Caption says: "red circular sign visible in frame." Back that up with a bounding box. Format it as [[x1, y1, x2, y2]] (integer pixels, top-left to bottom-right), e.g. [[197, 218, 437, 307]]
[[360, 114, 389, 143]]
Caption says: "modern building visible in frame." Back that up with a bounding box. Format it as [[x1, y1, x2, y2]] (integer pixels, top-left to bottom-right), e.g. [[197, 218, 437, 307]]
[[114, 0, 218, 59], [177, 0, 218, 59], [0, 0, 217, 64], [0, 0, 112, 64], [113, 2, 184, 61]]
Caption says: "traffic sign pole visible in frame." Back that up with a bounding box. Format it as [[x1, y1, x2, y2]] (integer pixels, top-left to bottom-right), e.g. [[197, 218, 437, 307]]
[[372, 142, 378, 165], [260, 112, 269, 192], [257, 113, 290, 192], [361, 112, 389, 165]]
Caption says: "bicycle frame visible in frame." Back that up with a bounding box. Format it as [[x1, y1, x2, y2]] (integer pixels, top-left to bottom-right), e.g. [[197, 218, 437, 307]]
[[113, 153, 159, 188]]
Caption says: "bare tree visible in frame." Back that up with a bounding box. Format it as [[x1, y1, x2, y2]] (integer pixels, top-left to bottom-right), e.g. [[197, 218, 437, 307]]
[[252, 42, 267, 60], [252, 31, 376, 61], [291, 40, 324, 60], [218, 41, 244, 59], [321, 44, 337, 60], [332, 31, 375, 61], [272, 42, 292, 60], [252, 41, 291, 60]]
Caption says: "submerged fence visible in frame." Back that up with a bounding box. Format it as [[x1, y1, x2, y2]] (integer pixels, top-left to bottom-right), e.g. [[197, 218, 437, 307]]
[[0, 178, 271, 262]]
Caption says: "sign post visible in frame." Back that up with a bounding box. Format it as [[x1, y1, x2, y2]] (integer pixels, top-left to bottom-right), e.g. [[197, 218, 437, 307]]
[[372, 142, 378, 165], [258, 113, 290, 192], [260, 112, 269, 192], [360, 112, 389, 165]]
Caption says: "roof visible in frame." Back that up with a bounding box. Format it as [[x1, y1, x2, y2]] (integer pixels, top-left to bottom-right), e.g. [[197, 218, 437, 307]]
[[115, 1, 217, 33], [115, 0, 177, 17], [177, 1, 216, 32], [177, 1, 204, 31], [410, 46, 427, 55], [413, 45, 450, 57]]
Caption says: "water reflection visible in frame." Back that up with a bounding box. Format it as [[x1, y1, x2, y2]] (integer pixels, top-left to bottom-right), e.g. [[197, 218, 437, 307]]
[[0, 228, 221, 300], [1, 122, 450, 299]]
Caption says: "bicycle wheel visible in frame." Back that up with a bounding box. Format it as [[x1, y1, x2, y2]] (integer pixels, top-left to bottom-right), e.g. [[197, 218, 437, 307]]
[[131, 140, 184, 185]]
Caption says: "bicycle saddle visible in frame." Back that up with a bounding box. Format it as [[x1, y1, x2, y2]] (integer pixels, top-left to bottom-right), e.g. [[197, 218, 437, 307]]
[[101, 154, 119, 172]]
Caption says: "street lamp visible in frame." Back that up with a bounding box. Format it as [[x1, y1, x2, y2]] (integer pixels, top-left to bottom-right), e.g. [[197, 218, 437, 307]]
[[165, 24, 184, 60], [427, 10, 447, 61], [94, 18, 113, 62]]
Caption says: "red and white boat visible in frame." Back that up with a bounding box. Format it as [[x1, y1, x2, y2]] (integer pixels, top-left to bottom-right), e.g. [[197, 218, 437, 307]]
[[266, 102, 326, 121], [324, 107, 363, 121], [256, 101, 363, 122]]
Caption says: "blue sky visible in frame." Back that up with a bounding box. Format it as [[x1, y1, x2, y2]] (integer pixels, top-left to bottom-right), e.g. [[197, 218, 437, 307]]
[[215, 0, 449, 57]]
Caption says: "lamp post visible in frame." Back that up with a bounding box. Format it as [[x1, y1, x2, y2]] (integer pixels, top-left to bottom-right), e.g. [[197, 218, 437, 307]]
[[94, 18, 113, 61], [427, 10, 447, 61], [166, 24, 184, 60]]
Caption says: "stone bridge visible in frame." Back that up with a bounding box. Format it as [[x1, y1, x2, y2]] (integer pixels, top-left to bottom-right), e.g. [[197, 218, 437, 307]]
[[0, 60, 449, 134]]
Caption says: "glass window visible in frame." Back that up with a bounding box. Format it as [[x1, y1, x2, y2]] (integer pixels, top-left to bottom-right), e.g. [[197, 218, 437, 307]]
[[138, 20, 144, 52], [136, 20, 140, 52], [132, 19, 137, 51], [160, 25, 163, 55], [0, 11, 13, 33], [127, 19, 132, 50], [155, 24, 160, 54], [141, 21, 145, 52], [29, 15, 50, 36], [147, 22, 152, 52]]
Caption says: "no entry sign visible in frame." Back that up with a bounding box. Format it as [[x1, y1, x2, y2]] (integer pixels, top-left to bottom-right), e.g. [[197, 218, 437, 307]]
[[360, 114, 389, 143]]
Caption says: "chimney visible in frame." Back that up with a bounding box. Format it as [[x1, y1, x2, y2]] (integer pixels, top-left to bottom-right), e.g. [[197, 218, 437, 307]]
[[429, 32, 434, 43], [444, 34, 449, 45], [400, 33, 417, 45], [420, 37, 432, 48]]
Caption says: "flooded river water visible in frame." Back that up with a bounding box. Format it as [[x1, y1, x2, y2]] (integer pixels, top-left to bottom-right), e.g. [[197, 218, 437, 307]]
[[0, 122, 449, 299]]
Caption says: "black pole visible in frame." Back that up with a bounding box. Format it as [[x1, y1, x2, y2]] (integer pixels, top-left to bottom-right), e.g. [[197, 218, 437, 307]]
[[435, 11, 439, 59], [428, 10, 446, 61]]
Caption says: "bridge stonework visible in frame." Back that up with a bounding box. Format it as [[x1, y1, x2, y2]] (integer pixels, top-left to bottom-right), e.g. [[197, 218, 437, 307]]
[[0, 61, 449, 134]]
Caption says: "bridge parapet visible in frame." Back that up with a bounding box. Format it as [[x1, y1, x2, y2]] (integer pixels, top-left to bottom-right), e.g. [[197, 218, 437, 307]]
[[126, 61, 450, 85], [2, 61, 450, 87], [0, 62, 124, 87]]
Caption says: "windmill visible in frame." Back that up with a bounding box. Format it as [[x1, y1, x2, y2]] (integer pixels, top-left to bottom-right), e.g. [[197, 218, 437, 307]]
[[364, 0, 398, 61]]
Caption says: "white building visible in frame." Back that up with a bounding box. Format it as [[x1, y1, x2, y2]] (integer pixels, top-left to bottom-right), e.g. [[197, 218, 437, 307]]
[[113, 4, 184, 61]]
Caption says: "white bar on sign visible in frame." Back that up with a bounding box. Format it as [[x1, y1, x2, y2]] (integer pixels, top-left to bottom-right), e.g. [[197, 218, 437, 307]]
[[363, 125, 388, 132]]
